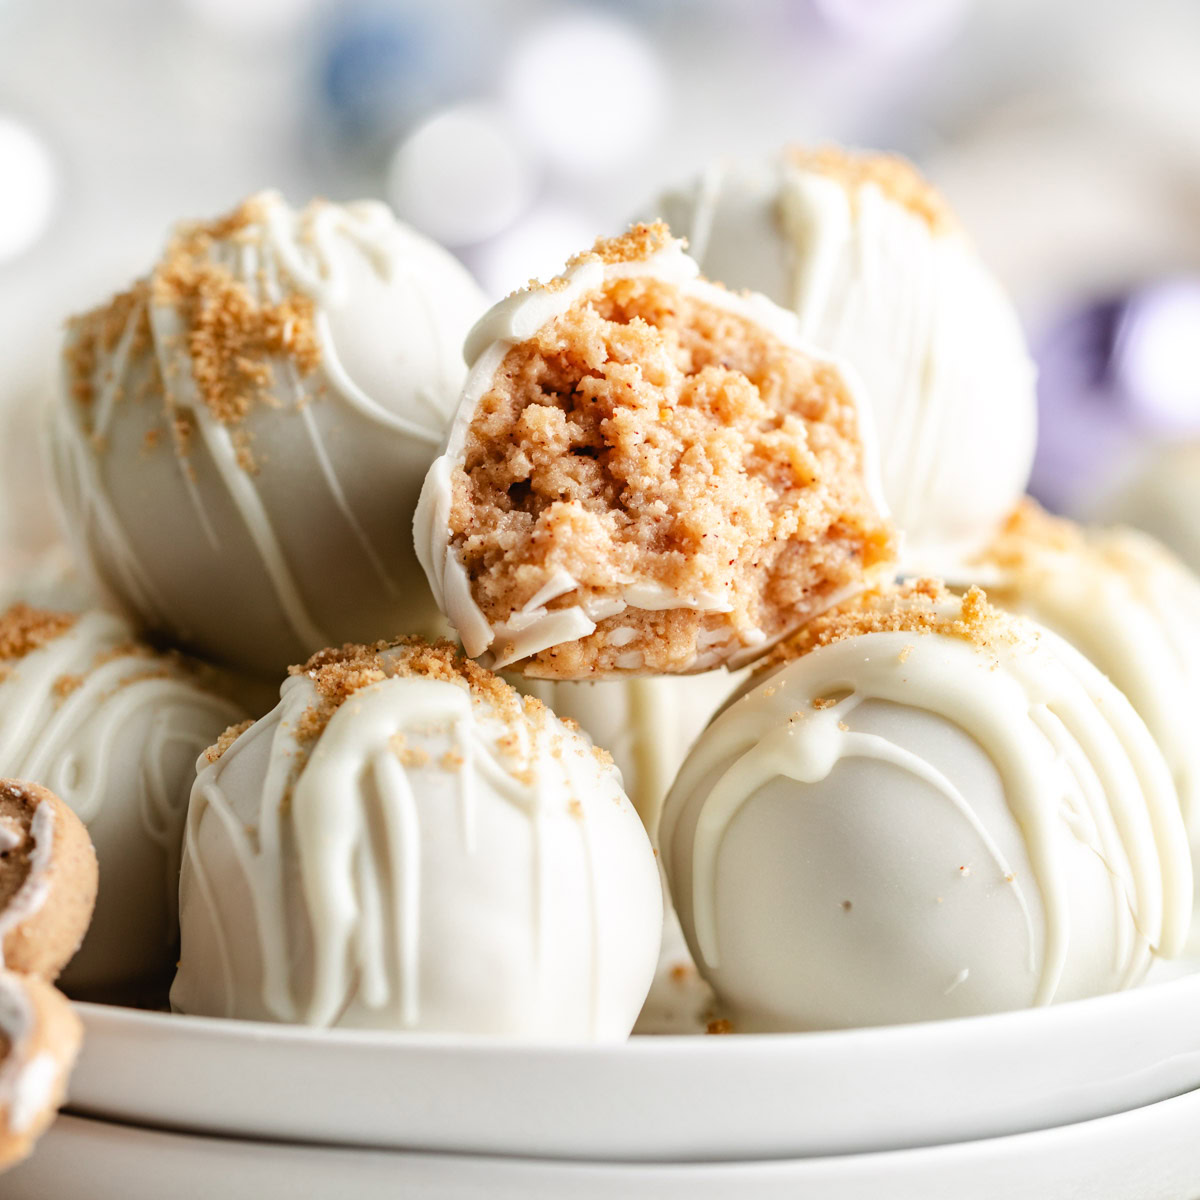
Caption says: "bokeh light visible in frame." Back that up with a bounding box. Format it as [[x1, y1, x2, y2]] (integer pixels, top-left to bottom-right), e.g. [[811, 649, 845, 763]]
[[1111, 278, 1200, 434], [178, 0, 319, 37], [0, 115, 56, 265], [501, 11, 665, 177], [470, 202, 596, 298], [387, 103, 535, 247]]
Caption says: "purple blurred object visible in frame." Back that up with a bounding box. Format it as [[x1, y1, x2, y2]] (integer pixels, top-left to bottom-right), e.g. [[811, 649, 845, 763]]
[[1031, 277, 1200, 513], [784, 0, 970, 51]]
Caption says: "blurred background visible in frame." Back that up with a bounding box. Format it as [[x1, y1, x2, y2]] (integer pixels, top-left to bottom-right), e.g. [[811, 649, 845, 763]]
[[4, 0, 1200, 573]]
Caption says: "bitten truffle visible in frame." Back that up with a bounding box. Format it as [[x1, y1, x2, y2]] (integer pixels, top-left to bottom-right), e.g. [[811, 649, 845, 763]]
[[415, 223, 895, 679]]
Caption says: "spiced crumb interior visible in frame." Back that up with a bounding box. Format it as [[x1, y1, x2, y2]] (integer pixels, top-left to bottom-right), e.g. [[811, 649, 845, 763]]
[[449, 269, 895, 677]]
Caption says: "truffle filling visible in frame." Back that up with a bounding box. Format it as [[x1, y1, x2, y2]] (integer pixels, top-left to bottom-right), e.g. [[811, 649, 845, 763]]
[[449, 275, 894, 676]]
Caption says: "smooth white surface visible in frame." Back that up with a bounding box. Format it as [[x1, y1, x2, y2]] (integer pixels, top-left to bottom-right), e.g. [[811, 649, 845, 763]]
[[67, 963, 1200, 1162], [661, 610, 1191, 1031], [14, 1088, 1200, 1200]]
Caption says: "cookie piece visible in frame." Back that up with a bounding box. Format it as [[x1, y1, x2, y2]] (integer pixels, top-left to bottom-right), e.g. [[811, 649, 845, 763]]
[[0, 781, 98, 981], [0, 970, 83, 1170]]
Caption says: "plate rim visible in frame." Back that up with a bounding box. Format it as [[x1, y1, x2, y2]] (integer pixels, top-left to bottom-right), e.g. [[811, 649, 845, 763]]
[[71, 963, 1200, 1056]]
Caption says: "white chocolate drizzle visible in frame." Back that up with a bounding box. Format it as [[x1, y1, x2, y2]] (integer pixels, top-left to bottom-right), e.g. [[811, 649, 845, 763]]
[[180, 665, 650, 1031], [53, 193, 482, 663], [0, 612, 242, 925], [661, 625, 1192, 1007]]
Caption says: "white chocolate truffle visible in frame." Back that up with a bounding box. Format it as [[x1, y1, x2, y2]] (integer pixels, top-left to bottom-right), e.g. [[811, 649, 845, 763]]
[[513, 668, 743, 828], [977, 500, 1200, 851], [652, 147, 1037, 574], [414, 222, 895, 679], [52, 192, 487, 677], [1092, 441, 1200, 577], [0, 605, 244, 993], [173, 639, 662, 1037], [659, 583, 1191, 1031]]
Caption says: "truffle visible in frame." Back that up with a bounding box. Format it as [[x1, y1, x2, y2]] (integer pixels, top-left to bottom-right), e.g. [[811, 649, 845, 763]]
[[651, 146, 1037, 574], [659, 582, 1191, 1030], [977, 499, 1200, 857], [0, 604, 244, 994], [415, 222, 895, 678], [173, 639, 662, 1037], [52, 192, 487, 677]]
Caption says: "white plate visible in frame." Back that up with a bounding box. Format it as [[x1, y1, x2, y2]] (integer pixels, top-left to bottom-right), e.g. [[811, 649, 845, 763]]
[[12, 1089, 1200, 1200], [67, 962, 1200, 1162]]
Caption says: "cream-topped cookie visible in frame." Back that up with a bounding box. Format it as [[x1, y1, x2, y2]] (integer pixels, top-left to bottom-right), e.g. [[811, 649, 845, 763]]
[[0, 780, 97, 981], [0, 971, 82, 1170]]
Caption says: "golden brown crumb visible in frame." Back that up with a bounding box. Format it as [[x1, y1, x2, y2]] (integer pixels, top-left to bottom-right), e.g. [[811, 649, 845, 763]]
[[390, 733, 430, 768], [232, 428, 259, 475], [452, 271, 895, 676], [706, 1018, 734, 1035], [764, 579, 1027, 673], [789, 145, 958, 235], [205, 718, 256, 763], [566, 220, 676, 271], [285, 636, 615, 777], [63, 281, 153, 411], [52, 674, 83, 700], [65, 195, 323, 445], [668, 963, 694, 984], [142, 427, 162, 452], [982, 498, 1082, 569], [0, 605, 77, 661]]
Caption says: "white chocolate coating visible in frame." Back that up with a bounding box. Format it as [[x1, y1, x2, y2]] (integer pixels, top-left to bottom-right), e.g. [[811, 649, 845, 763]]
[[0, 611, 244, 992], [1092, 442, 1200, 578], [978, 513, 1200, 853], [52, 192, 487, 677], [652, 154, 1037, 574], [513, 668, 743, 829], [173, 658, 662, 1037], [659, 605, 1191, 1031], [414, 233, 888, 674]]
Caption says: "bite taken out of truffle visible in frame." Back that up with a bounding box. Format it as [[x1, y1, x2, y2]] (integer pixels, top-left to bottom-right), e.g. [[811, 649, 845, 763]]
[[415, 222, 896, 680]]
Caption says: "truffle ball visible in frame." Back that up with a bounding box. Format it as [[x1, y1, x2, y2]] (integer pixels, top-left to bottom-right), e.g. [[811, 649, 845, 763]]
[[977, 499, 1200, 855], [172, 639, 662, 1038], [0, 604, 245, 993], [1092, 441, 1200, 577], [514, 668, 743, 828], [659, 583, 1191, 1031], [414, 221, 895, 679], [651, 147, 1037, 574], [52, 191, 487, 677]]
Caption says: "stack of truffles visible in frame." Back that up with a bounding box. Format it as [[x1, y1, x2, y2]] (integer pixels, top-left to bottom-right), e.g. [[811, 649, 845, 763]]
[[0, 147, 1195, 1152]]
